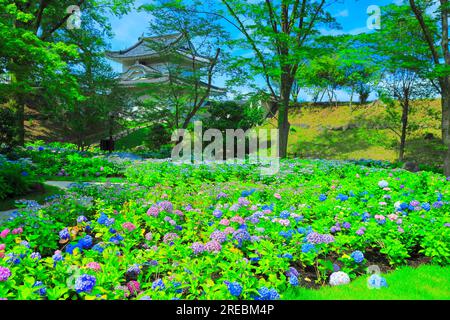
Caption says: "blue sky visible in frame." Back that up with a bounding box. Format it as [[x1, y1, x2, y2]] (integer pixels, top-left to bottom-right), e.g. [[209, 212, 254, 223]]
[[106, 0, 403, 101]]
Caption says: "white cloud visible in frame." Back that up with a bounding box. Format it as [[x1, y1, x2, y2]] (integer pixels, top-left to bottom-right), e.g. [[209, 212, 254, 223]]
[[335, 9, 349, 18], [319, 26, 369, 36]]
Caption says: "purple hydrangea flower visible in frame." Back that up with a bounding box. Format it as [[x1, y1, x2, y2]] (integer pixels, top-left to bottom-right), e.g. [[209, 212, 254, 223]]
[[163, 233, 179, 244], [213, 209, 223, 218], [210, 231, 227, 243], [158, 201, 173, 213], [205, 240, 222, 253], [30, 252, 41, 260], [192, 242, 205, 254], [0, 267, 11, 281]]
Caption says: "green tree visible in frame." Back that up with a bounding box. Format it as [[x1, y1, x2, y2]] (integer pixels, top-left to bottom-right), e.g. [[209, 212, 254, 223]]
[[0, 0, 133, 146], [372, 4, 435, 161], [215, 0, 338, 158], [408, 0, 450, 175]]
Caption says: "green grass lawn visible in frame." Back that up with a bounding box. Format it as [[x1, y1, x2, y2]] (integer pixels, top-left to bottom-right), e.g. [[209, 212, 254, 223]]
[[0, 184, 64, 211], [283, 265, 450, 300]]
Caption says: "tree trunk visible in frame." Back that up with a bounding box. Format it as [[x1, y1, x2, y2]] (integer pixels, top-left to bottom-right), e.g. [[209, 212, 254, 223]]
[[278, 75, 291, 159], [399, 101, 409, 162], [441, 83, 450, 176]]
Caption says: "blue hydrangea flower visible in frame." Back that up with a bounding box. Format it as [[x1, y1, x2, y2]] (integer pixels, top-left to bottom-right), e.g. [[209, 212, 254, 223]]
[[224, 281, 243, 297], [301, 243, 316, 253], [241, 189, 256, 197], [109, 234, 124, 244], [351, 250, 364, 263], [79, 235, 93, 249], [289, 275, 299, 286], [6, 253, 20, 265], [52, 251, 64, 263], [75, 274, 96, 293], [336, 194, 349, 202], [279, 211, 290, 219], [261, 204, 274, 211], [91, 244, 104, 253], [282, 253, 293, 259], [33, 281, 47, 296], [433, 201, 443, 209], [254, 287, 280, 300], [361, 212, 370, 222], [173, 282, 183, 294], [232, 229, 251, 247], [152, 279, 165, 291], [59, 228, 70, 240], [421, 203, 431, 211], [66, 243, 83, 254], [319, 194, 327, 201]]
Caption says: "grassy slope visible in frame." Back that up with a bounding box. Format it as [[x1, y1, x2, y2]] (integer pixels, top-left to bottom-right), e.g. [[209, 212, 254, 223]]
[[283, 265, 450, 300], [262, 100, 443, 167], [115, 127, 150, 150]]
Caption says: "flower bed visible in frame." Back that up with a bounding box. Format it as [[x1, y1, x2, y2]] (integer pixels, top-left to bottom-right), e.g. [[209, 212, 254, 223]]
[[0, 159, 448, 300]]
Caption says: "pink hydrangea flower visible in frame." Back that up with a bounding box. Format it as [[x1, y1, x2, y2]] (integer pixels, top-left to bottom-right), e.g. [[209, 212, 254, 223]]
[[0, 229, 10, 239], [219, 219, 230, 226], [12, 228, 23, 235], [224, 227, 235, 234], [145, 232, 153, 241], [230, 216, 245, 224], [274, 218, 290, 226], [122, 222, 136, 232], [274, 193, 281, 199], [398, 227, 404, 233], [127, 280, 141, 295], [0, 244, 5, 251], [375, 214, 386, 221], [387, 214, 398, 221], [173, 210, 184, 216], [86, 262, 101, 272]]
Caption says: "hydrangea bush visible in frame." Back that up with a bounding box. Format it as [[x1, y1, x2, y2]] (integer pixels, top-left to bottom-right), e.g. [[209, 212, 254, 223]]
[[0, 159, 448, 300]]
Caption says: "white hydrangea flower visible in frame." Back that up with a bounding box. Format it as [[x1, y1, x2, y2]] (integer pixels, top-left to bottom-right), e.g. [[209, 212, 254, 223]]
[[329, 271, 351, 286], [378, 180, 389, 188]]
